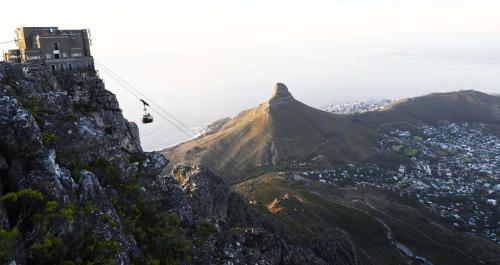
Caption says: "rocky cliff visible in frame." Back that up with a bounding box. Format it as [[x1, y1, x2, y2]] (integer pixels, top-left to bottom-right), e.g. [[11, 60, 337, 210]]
[[0, 63, 365, 265]]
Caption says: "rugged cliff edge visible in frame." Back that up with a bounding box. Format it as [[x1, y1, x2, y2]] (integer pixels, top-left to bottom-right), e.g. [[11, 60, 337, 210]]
[[0, 63, 365, 265]]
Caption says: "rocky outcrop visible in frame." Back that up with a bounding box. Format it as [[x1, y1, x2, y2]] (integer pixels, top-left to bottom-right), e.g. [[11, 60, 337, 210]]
[[172, 165, 369, 265], [0, 63, 364, 265], [173, 165, 229, 223], [0, 63, 144, 264], [268, 83, 295, 109], [140, 159, 194, 223]]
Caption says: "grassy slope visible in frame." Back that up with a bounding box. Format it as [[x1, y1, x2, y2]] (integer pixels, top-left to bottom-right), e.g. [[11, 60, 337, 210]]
[[233, 173, 500, 265], [164, 103, 273, 180], [234, 174, 404, 264]]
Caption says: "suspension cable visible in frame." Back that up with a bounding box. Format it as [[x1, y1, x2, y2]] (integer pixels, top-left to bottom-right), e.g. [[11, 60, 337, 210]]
[[95, 60, 197, 137], [0, 39, 17, 45], [95, 62, 196, 138]]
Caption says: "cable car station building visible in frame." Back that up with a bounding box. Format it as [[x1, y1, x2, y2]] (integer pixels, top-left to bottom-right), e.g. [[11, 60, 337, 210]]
[[3, 27, 94, 72]]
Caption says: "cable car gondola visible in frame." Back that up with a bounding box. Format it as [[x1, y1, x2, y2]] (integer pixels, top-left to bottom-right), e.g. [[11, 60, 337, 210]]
[[140, 99, 153, 124]]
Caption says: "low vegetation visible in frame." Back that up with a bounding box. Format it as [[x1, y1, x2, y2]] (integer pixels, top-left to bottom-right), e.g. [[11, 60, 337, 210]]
[[0, 189, 120, 264], [41, 132, 58, 146], [63, 112, 79, 122], [0, 228, 20, 264]]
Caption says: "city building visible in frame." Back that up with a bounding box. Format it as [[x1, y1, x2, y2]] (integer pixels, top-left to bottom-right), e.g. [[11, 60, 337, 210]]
[[3, 27, 94, 71]]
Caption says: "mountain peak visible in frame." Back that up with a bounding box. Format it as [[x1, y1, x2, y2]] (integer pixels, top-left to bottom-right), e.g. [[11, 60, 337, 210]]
[[272, 83, 291, 97], [269, 83, 295, 107]]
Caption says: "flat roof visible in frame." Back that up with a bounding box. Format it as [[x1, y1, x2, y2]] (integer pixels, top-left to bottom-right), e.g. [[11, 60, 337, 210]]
[[17, 26, 59, 30]]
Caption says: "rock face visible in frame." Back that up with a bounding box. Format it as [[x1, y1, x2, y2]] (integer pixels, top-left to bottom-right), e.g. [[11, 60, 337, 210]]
[[0, 63, 145, 264], [268, 83, 295, 108], [172, 165, 369, 265], [0, 63, 364, 265], [173, 165, 229, 223]]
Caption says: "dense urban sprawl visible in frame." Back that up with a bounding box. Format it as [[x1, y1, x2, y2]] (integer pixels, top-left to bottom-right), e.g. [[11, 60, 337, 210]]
[[323, 99, 394, 114], [299, 122, 500, 244]]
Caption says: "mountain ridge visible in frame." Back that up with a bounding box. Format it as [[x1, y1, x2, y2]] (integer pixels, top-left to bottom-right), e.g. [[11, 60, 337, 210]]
[[358, 89, 500, 129], [164, 85, 500, 182]]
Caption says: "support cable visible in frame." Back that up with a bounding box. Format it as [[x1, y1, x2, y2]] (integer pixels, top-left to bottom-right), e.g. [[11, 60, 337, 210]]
[[0, 39, 17, 45], [95, 60, 196, 137], [98, 66, 194, 138], [95, 62, 195, 138]]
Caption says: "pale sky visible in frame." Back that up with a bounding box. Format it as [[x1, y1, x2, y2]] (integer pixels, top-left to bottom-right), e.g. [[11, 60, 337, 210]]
[[2, 0, 500, 150]]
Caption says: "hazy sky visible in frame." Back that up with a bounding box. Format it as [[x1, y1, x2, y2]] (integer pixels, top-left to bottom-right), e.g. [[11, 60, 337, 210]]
[[2, 0, 500, 150]]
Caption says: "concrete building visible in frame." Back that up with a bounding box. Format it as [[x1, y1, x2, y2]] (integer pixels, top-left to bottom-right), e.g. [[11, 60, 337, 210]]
[[3, 27, 94, 71]]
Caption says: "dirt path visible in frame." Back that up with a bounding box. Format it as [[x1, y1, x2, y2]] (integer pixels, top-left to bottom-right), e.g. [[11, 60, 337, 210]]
[[309, 190, 490, 264]]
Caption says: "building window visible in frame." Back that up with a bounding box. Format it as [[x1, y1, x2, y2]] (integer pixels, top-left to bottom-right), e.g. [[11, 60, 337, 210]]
[[68, 64, 73, 70], [52, 42, 59, 50], [34, 36, 41, 49], [54, 54, 60, 59], [50, 65, 56, 72], [27, 55, 42, 60], [59, 64, 65, 71]]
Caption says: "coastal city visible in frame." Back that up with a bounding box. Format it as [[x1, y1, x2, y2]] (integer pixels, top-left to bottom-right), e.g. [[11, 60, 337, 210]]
[[323, 99, 395, 114], [299, 122, 500, 244]]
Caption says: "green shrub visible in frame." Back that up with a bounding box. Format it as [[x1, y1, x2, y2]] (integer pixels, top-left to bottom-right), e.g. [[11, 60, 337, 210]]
[[193, 221, 217, 246], [66, 161, 81, 182], [74, 102, 97, 113], [128, 154, 144, 164], [147, 259, 161, 265], [32, 237, 64, 263], [194, 222, 217, 236], [30, 200, 119, 264], [0, 188, 44, 202], [31, 233, 118, 265], [82, 202, 96, 216], [0, 228, 20, 263], [112, 193, 191, 264], [1, 71, 16, 86], [99, 214, 117, 227], [27, 108, 43, 125], [21, 97, 55, 125], [87, 157, 122, 188], [59, 204, 75, 220], [63, 113, 79, 122], [404, 148, 419, 157], [41, 132, 58, 146], [1, 189, 120, 264]]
